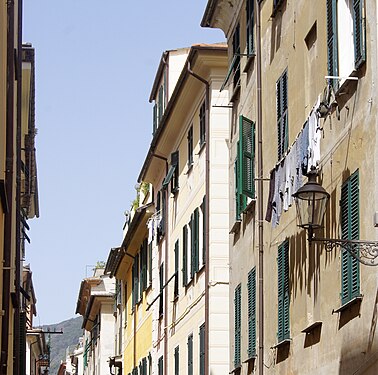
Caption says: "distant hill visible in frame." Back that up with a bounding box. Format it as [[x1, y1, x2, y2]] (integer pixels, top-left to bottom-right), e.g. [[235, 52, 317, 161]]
[[39, 316, 83, 375]]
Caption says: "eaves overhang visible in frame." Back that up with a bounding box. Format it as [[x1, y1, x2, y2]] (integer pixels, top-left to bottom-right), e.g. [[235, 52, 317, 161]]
[[82, 292, 114, 330], [105, 202, 154, 278], [138, 44, 227, 184], [200, 0, 235, 36]]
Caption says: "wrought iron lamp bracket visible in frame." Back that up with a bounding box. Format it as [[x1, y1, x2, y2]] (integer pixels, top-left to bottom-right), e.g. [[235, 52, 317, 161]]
[[311, 237, 378, 266]]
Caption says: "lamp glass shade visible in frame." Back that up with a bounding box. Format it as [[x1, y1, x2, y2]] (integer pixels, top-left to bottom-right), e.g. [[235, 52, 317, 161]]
[[293, 174, 330, 229]]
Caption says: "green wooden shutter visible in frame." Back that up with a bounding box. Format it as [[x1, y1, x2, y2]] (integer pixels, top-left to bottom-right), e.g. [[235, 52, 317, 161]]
[[246, 0, 254, 55], [158, 356, 163, 375], [188, 334, 193, 375], [159, 262, 164, 316], [202, 195, 206, 266], [158, 86, 164, 122], [341, 171, 360, 304], [239, 116, 255, 198], [232, 24, 241, 88], [327, 0, 338, 90], [234, 158, 241, 220], [174, 346, 179, 375], [174, 240, 179, 297], [153, 104, 157, 135], [199, 323, 205, 375], [234, 284, 241, 367], [276, 71, 288, 160], [182, 225, 188, 286], [190, 214, 195, 279], [19, 312, 27, 375], [247, 268, 256, 358], [277, 240, 289, 342], [353, 0, 365, 69], [148, 242, 152, 287], [194, 208, 199, 273], [161, 190, 166, 236]]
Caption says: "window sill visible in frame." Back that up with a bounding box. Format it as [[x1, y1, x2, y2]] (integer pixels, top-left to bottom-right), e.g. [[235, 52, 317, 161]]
[[272, 338, 291, 349], [230, 84, 240, 103], [301, 321, 322, 334], [243, 355, 256, 363], [199, 141, 206, 154], [332, 295, 363, 314], [230, 220, 241, 234], [229, 365, 241, 374], [187, 163, 194, 174], [243, 199, 256, 215], [243, 54, 255, 73]]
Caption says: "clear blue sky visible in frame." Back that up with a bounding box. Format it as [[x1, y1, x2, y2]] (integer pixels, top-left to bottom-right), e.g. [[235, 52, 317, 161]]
[[23, 1, 224, 325]]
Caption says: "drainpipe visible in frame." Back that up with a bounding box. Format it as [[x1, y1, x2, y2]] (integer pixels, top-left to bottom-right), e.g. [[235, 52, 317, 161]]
[[163, 160, 168, 375], [187, 62, 210, 375], [14, 2, 23, 375], [1, 1, 15, 373], [256, 1, 264, 374]]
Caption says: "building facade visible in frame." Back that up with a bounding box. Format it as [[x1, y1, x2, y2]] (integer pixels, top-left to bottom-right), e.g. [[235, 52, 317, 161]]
[[76, 267, 115, 375], [138, 43, 230, 375], [202, 0, 378, 374]]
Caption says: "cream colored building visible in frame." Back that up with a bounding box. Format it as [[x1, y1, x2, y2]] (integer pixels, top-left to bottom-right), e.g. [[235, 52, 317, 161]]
[[202, 0, 378, 374], [137, 43, 230, 374], [76, 267, 115, 375]]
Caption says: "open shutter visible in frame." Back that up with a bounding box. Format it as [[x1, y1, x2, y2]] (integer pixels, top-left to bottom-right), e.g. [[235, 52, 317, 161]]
[[327, 0, 338, 90], [341, 171, 360, 304], [194, 208, 199, 273], [188, 334, 193, 375], [174, 240, 179, 297], [247, 268, 256, 358], [153, 104, 157, 135], [246, 0, 254, 55], [202, 195, 206, 265], [276, 71, 288, 160], [190, 214, 195, 279], [199, 324, 205, 375], [182, 225, 188, 286], [174, 346, 179, 375], [239, 116, 255, 198], [234, 284, 241, 367], [353, 0, 366, 69], [277, 240, 289, 342]]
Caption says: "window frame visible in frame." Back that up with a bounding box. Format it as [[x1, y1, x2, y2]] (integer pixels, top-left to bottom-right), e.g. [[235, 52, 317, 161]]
[[276, 69, 288, 160], [187, 125, 194, 168]]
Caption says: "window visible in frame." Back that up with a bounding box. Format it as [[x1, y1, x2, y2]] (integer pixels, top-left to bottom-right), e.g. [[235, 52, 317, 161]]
[[234, 284, 241, 368], [158, 356, 163, 375], [182, 225, 188, 286], [187, 126, 193, 167], [174, 346, 179, 375], [247, 268, 256, 358], [276, 69, 288, 160], [340, 170, 360, 305], [187, 333, 193, 375], [232, 23, 241, 89], [277, 240, 290, 343], [199, 101, 206, 147], [246, 0, 255, 56], [174, 240, 179, 298], [158, 85, 164, 123], [157, 189, 165, 238], [162, 151, 179, 192], [148, 242, 152, 287], [153, 104, 157, 135], [159, 263, 164, 317], [199, 323, 205, 375], [327, 0, 366, 90], [235, 116, 255, 219]]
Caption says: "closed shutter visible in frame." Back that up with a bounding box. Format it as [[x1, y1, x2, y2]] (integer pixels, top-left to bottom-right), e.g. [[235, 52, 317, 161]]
[[353, 0, 366, 68], [159, 263, 164, 316], [158, 86, 164, 122], [239, 116, 255, 198], [161, 190, 166, 235], [341, 171, 360, 304], [153, 104, 157, 135], [247, 268, 256, 358], [277, 240, 290, 342], [158, 356, 163, 375], [188, 334, 193, 375], [182, 225, 188, 286], [190, 214, 195, 279], [148, 242, 152, 287], [234, 284, 241, 367], [327, 0, 338, 89]]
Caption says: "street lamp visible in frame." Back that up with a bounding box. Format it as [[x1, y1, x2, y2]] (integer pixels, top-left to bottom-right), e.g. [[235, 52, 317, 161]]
[[293, 171, 378, 266]]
